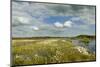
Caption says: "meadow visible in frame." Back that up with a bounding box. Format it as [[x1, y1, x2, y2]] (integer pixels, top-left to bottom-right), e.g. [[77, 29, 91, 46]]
[[12, 36, 96, 66]]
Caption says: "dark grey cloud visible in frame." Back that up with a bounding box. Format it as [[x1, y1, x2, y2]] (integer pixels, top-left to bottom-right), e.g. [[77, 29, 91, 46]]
[[47, 4, 95, 24]]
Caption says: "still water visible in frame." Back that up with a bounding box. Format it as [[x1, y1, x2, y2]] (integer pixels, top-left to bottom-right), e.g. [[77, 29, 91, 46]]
[[72, 39, 96, 53]]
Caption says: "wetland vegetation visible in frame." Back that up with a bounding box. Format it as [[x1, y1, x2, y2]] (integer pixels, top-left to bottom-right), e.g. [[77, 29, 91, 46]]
[[12, 35, 96, 66]]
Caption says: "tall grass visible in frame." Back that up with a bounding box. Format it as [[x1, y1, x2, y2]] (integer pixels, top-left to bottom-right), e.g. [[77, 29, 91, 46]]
[[12, 38, 95, 66]]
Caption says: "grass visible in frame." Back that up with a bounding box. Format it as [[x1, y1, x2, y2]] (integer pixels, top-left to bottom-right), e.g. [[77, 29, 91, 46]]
[[12, 38, 96, 66]]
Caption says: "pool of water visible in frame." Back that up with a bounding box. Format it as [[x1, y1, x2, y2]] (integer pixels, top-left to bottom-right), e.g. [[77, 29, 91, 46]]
[[72, 39, 96, 53]]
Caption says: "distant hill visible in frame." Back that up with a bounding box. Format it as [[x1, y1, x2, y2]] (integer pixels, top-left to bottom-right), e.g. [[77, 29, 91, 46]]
[[12, 35, 96, 40], [76, 35, 96, 39]]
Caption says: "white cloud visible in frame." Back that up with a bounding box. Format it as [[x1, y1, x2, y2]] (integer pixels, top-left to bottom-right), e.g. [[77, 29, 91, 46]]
[[30, 26, 39, 31], [54, 22, 63, 28], [18, 16, 30, 24], [64, 21, 72, 27], [54, 21, 73, 28]]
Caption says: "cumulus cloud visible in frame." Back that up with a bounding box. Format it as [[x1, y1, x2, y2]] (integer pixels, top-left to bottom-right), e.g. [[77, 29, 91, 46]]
[[54, 22, 63, 28], [64, 21, 73, 27], [30, 26, 39, 31], [17, 16, 30, 24], [54, 21, 73, 28]]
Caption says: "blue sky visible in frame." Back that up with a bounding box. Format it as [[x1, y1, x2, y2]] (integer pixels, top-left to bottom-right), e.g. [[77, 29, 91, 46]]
[[12, 1, 96, 37]]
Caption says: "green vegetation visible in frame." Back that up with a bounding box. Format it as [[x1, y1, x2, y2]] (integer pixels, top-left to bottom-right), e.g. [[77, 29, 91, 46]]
[[75, 35, 95, 46], [76, 35, 95, 39], [80, 37, 90, 46], [12, 38, 95, 66]]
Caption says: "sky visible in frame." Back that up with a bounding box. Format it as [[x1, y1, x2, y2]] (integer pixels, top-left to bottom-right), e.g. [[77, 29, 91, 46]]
[[12, 1, 96, 37]]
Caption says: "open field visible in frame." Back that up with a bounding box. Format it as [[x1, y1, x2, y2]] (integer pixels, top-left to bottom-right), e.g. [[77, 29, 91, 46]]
[[12, 36, 96, 66]]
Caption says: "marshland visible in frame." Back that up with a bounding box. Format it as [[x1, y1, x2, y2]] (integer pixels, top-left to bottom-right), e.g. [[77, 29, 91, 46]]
[[12, 35, 96, 66]]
